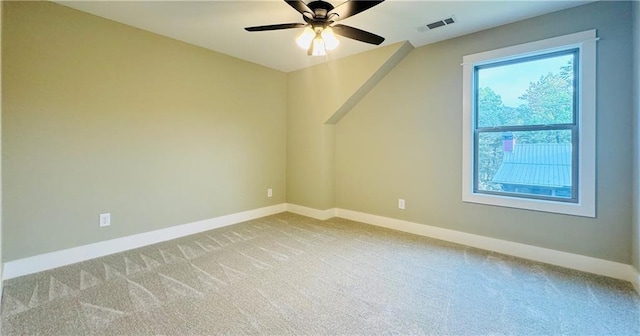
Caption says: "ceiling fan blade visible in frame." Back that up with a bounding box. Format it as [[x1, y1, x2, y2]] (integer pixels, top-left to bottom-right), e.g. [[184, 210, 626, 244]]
[[333, 24, 385, 45], [285, 0, 313, 17], [245, 23, 307, 32], [328, 0, 385, 21]]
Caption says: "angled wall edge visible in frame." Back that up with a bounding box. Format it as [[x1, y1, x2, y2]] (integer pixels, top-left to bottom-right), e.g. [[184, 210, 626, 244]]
[[325, 41, 414, 125]]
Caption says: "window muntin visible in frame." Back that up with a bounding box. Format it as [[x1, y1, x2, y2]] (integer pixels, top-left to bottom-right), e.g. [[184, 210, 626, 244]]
[[472, 50, 578, 202]]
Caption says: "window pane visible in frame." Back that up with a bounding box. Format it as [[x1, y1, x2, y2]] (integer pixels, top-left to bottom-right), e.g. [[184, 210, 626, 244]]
[[476, 52, 575, 128], [476, 130, 573, 199]]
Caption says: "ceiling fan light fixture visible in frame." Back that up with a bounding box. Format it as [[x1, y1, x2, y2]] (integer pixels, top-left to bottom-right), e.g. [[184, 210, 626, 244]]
[[321, 27, 339, 51], [311, 34, 327, 56], [245, 0, 386, 56], [296, 27, 315, 49]]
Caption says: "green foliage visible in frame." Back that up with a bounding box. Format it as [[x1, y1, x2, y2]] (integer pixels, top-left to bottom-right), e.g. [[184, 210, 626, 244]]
[[518, 70, 573, 125]]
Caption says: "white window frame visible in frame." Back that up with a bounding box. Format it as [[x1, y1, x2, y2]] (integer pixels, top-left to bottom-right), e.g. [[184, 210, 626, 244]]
[[462, 30, 596, 218]]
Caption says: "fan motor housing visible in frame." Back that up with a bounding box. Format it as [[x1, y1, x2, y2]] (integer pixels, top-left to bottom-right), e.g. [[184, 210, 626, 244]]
[[306, 1, 334, 19]]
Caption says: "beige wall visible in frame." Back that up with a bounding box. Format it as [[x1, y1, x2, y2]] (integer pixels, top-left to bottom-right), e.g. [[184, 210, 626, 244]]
[[286, 42, 409, 210], [3, 0, 637, 269], [336, 1, 634, 263], [0, 0, 4, 288], [633, 0, 640, 271], [2, 1, 287, 261]]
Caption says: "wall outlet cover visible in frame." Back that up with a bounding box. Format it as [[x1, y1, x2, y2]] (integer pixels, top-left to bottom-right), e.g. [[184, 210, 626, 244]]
[[99, 213, 111, 227]]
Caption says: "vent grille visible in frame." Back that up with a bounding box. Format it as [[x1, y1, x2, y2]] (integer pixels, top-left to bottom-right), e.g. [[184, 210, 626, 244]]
[[417, 16, 456, 32]]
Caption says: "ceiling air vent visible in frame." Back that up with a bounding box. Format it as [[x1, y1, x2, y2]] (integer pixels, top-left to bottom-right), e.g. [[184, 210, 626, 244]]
[[417, 16, 456, 32]]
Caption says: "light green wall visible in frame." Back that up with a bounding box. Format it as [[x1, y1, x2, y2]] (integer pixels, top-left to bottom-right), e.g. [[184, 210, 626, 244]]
[[0, 0, 4, 287], [633, 0, 640, 271], [3, 0, 637, 268], [2, 1, 287, 261], [336, 1, 634, 263], [286, 42, 410, 210]]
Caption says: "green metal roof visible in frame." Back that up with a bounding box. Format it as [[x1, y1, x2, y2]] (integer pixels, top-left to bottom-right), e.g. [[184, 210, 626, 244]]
[[491, 143, 571, 188]]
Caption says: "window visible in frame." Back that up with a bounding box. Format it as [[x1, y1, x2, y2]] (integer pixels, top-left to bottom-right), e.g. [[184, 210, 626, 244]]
[[462, 30, 596, 217]]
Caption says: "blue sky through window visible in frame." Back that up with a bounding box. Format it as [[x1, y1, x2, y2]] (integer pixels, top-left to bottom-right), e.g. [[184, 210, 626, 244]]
[[478, 54, 572, 107]]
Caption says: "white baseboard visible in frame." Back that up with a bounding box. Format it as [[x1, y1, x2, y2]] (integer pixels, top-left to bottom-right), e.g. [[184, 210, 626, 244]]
[[4, 203, 639, 296], [0, 267, 3, 304], [286, 203, 336, 220], [335, 208, 638, 286], [3, 204, 287, 280]]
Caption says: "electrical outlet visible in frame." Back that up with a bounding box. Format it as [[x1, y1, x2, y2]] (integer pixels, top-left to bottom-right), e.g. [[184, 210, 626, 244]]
[[398, 199, 406, 210], [99, 213, 111, 227], [267, 188, 273, 197]]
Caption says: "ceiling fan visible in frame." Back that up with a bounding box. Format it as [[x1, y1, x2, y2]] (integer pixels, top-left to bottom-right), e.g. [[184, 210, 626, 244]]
[[244, 0, 385, 56]]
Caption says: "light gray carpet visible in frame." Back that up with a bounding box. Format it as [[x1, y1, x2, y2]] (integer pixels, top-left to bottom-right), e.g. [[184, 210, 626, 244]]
[[2, 212, 639, 335]]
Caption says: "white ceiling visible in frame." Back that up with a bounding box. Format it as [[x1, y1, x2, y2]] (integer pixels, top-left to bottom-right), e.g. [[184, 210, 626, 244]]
[[56, 0, 593, 73]]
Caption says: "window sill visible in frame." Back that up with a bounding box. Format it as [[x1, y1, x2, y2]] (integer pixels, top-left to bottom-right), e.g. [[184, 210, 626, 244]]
[[462, 192, 595, 218]]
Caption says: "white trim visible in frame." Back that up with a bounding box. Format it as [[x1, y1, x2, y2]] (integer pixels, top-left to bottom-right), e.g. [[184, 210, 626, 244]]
[[286, 203, 336, 220], [463, 30, 597, 66], [462, 29, 597, 218], [633, 268, 640, 296], [336, 208, 637, 284], [3, 204, 287, 280], [5, 204, 637, 292]]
